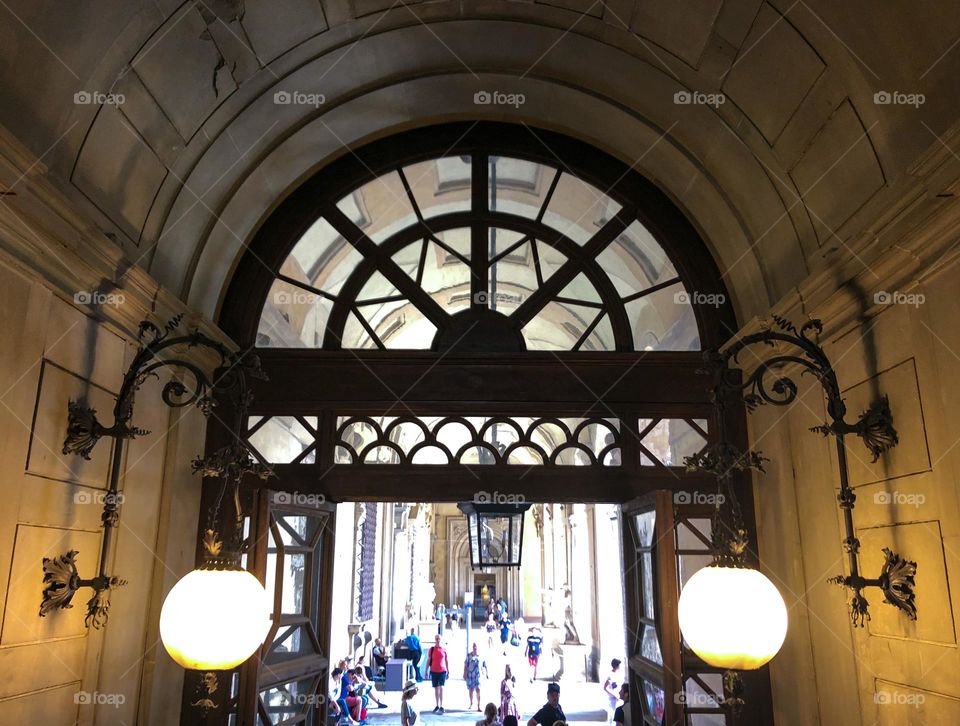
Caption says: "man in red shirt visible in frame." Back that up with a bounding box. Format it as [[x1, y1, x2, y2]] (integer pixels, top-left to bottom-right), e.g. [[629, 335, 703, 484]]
[[428, 634, 450, 713]]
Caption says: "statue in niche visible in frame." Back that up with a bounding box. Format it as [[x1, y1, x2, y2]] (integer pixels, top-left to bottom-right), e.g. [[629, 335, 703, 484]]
[[562, 585, 581, 644], [540, 586, 559, 627], [419, 582, 437, 620]]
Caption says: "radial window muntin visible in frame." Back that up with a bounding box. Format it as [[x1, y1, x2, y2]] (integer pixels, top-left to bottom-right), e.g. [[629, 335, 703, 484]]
[[250, 130, 722, 353]]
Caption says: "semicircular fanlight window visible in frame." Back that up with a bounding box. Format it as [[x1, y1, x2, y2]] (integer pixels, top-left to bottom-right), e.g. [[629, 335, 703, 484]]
[[256, 153, 703, 351]]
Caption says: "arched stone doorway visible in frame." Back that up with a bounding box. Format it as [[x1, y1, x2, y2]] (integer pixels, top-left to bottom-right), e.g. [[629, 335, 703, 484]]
[[190, 122, 772, 725]]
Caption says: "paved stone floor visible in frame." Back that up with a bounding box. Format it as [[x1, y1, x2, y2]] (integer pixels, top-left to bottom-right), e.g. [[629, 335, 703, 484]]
[[364, 679, 609, 726], [360, 628, 611, 726]]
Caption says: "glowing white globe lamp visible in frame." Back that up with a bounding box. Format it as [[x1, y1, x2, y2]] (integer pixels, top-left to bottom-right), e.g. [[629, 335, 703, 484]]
[[160, 566, 272, 670], [677, 564, 788, 670]]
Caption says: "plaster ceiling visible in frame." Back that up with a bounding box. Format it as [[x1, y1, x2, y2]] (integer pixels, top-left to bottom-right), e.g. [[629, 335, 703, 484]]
[[1, 0, 958, 324]]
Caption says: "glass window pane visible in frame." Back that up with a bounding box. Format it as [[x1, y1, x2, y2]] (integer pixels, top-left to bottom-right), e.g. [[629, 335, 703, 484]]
[[677, 518, 712, 551], [488, 228, 534, 315], [489, 156, 555, 218], [522, 301, 605, 351], [248, 416, 317, 463], [558, 272, 603, 305], [642, 680, 666, 725], [405, 156, 472, 219], [257, 280, 333, 348], [542, 173, 622, 244], [679, 553, 714, 589], [627, 282, 700, 351], [266, 623, 321, 663], [633, 511, 655, 548], [598, 221, 677, 297], [642, 552, 655, 619], [286, 218, 360, 294], [688, 714, 727, 726], [420, 239, 472, 315], [683, 674, 724, 712], [641, 624, 663, 665], [337, 171, 416, 244], [639, 419, 708, 467], [259, 677, 318, 724]]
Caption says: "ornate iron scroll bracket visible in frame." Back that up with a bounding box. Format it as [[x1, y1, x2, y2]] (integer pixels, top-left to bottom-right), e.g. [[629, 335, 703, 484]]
[[42, 315, 264, 629], [716, 316, 917, 627]]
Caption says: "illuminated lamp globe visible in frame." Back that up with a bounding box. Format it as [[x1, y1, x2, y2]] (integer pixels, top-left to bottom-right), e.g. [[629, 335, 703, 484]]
[[160, 567, 272, 670], [677, 565, 788, 670]]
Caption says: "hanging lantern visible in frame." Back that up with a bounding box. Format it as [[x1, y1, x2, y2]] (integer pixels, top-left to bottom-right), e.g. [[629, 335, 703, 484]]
[[677, 564, 787, 670], [160, 565, 272, 670], [457, 501, 532, 568]]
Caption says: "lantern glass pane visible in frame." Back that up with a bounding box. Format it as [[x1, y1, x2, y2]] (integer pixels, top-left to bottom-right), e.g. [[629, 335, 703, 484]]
[[468, 512, 480, 565], [479, 514, 510, 565], [509, 513, 522, 563]]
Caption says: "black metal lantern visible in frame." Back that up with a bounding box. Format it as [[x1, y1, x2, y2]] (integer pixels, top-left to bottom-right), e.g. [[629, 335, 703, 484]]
[[457, 501, 532, 568]]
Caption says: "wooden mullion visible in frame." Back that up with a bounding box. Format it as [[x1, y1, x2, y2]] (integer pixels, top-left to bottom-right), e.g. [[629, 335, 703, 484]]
[[325, 205, 449, 328], [471, 154, 489, 309], [512, 208, 632, 328]]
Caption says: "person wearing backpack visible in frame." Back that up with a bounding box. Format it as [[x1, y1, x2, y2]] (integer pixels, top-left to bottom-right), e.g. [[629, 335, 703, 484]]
[[427, 634, 450, 713]]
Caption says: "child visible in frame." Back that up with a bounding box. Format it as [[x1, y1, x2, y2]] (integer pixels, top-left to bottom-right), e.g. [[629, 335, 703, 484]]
[[401, 679, 419, 726]]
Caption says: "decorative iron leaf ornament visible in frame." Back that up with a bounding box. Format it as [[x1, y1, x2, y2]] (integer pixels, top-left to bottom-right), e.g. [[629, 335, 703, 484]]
[[46, 316, 265, 631], [717, 316, 917, 628]]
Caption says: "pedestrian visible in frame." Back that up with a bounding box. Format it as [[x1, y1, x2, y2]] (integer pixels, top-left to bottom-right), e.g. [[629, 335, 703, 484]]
[[464, 642, 488, 711], [602, 659, 622, 723], [500, 664, 519, 721], [527, 682, 565, 726], [525, 627, 543, 682], [486, 613, 497, 650], [428, 634, 450, 713], [401, 679, 419, 726], [354, 666, 387, 708], [614, 683, 630, 726], [405, 629, 424, 681], [499, 617, 511, 655], [372, 638, 389, 676], [330, 667, 357, 725], [477, 702, 502, 726]]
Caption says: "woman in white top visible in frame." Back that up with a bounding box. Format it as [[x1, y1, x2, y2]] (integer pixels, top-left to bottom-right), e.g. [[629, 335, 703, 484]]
[[401, 679, 419, 726]]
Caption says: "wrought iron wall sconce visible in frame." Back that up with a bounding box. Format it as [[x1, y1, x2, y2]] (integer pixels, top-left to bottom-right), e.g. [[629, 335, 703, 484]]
[[713, 316, 917, 627], [39, 316, 263, 629]]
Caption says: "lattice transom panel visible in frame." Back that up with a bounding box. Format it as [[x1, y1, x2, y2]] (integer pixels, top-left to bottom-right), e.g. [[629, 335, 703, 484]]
[[334, 415, 621, 466]]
